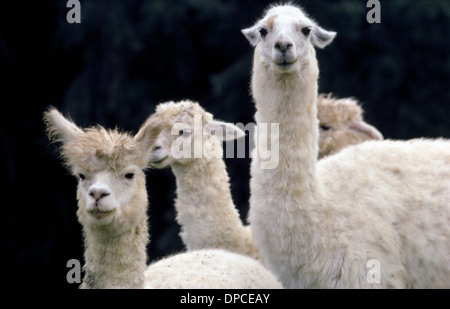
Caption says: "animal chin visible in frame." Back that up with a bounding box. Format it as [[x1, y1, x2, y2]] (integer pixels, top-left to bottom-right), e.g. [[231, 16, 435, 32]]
[[150, 155, 168, 166], [273, 58, 297, 70], [88, 208, 116, 221]]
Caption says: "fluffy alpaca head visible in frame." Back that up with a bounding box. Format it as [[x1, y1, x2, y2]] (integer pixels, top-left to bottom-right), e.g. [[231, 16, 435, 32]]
[[242, 3, 336, 75], [44, 107, 160, 232], [146, 100, 245, 168], [317, 94, 384, 158]]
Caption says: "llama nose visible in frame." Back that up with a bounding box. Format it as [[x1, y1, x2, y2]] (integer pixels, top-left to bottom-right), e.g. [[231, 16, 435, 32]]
[[88, 186, 111, 200], [275, 40, 293, 52]]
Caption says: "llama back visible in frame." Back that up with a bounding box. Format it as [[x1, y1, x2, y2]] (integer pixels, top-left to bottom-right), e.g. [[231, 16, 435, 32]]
[[317, 138, 450, 288]]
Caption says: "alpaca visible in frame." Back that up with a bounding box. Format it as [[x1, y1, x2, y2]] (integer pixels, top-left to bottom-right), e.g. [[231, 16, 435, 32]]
[[317, 93, 383, 158], [144, 248, 270, 289], [147, 100, 264, 262], [242, 4, 450, 288], [44, 107, 281, 289]]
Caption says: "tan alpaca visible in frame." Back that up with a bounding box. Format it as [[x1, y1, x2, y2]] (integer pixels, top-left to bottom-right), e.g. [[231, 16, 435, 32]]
[[147, 100, 264, 263], [44, 107, 282, 289], [243, 4, 450, 288], [317, 93, 383, 158]]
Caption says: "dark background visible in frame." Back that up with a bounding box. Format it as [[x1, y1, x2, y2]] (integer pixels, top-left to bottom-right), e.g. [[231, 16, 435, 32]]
[[1, 0, 449, 288]]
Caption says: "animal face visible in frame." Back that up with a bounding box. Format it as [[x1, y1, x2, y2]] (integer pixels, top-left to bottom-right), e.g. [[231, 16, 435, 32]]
[[44, 107, 159, 228], [74, 163, 144, 226], [242, 5, 336, 74], [148, 101, 245, 168], [317, 96, 384, 158], [149, 122, 194, 168]]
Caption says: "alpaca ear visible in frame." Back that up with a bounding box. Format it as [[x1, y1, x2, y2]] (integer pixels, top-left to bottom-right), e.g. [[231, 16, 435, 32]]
[[242, 24, 262, 46], [311, 25, 336, 49], [349, 121, 384, 141], [134, 117, 162, 159], [205, 121, 246, 141], [43, 107, 84, 144]]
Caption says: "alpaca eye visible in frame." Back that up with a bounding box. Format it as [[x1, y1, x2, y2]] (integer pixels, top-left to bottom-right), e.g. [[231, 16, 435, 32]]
[[78, 174, 86, 180], [125, 173, 134, 180], [301, 27, 311, 36], [259, 28, 268, 38], [320, 125, 331, 131], [179, 130, 191, 137]]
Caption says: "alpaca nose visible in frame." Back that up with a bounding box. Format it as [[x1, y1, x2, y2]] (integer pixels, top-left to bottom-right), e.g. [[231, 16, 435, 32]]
[[88, 186, 111, 200], [275, 40, 293, 52]]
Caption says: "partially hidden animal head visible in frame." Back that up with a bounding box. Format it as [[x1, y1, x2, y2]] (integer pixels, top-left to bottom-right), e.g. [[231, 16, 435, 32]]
[[44, 107, 160, 231], [317, 94, 384, 158], [241, 3, 336, 74], [147, 100, 245, 168]]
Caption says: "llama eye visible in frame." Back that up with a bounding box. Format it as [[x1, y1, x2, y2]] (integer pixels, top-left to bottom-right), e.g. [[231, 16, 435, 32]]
[[301, 27, 311, 36], [259, 28, 268, 38], [320, 125, 331, 131], [78, 174, 86, 180], [124, 173, 134, 180]]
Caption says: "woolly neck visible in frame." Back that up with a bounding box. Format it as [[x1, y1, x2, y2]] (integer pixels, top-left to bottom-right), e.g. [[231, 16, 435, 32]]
[[170, 152, 253, 253], [249, 48, 325, 287], [251, 48, 320, 204], [80, 207, 149, 289]]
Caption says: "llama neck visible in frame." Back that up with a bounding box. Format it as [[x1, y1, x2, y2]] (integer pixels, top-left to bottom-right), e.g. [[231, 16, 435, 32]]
[[249, 47, 325, 287], [80, 212, 149, 289], [170, 154, 253, 253], [251, 49, 320, 203]]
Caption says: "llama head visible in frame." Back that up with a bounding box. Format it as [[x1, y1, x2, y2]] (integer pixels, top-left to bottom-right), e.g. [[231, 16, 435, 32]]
[[147, 100, 245, 168], [44, 107, 160, 230], [242, 4, 336, 74], [317, 94, 384, 158]]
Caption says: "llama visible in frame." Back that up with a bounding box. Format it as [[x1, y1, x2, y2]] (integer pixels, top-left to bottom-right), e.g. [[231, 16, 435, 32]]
[[146, 99, 379, 264], [243, 4, 450, 288], [44, 107, 282, 289], [317, 93, 383, 158], [147, 100, 264, 262]]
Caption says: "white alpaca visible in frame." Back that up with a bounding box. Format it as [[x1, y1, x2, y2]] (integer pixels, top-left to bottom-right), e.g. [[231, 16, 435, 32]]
[[243, 4, 450, 288], [317, 93, 383, 158], [44, 107, 281, 289], [147, 100, 264, 262]]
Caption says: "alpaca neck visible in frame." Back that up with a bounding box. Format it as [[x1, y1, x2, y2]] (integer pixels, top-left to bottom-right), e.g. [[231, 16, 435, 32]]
[[170, 154, 252, 252], [81, 212, 149, 289]]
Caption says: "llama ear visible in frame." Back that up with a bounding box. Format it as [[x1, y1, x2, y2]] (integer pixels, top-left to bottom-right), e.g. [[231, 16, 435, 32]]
[[311, 25, 336, 49], [134, 117, 162, 159], [43, 107, 84, 144], [205, 121, 246, 141], [242, 25, 262, 46]]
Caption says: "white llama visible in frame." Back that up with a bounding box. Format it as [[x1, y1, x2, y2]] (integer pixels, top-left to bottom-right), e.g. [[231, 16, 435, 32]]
[[44, 107, 281, 289], [146, 99, 380, 265], [243, 4, 450, 288], [317, 93, 383, 158], [147, 100, 264, 262]]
